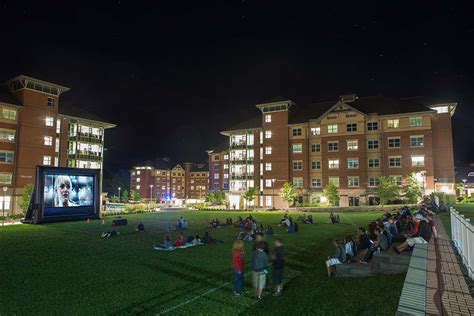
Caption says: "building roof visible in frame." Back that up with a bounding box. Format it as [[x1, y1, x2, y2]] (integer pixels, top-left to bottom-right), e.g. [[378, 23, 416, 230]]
[[221, 116, 262, 135], [0, 84, 21, 106], [207, 141, 229, 153], [257, 96, 292, 104], [401, 96, 457, 107], [350, 96, 433, 115], [59, 103, 116, 128], [288, 101, 335, 124], [189, 163, 208, 172]]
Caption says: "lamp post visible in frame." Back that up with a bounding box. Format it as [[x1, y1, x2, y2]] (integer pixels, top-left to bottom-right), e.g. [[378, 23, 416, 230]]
[[118, 187, 121, 203], [149, 185, 154, 210], [462, 179, 467, 196], [2, 187, 8, 226]]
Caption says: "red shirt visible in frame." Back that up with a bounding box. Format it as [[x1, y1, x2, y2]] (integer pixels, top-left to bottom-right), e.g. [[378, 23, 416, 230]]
[[232, 249, 245, 272]]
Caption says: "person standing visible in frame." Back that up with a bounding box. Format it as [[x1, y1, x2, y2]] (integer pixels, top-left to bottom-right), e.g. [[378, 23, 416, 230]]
[[252, 241, 269, 301], [272, 239, 284, 296], [232, 240, 245, 296]]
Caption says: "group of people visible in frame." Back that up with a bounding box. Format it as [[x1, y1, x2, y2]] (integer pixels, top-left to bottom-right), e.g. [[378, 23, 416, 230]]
[[155, 230, 224, 249], [236, 216, 274, 241], [299, 214, 314, 224], [176, 217, 188, 230], [329, 212, 341, 224], [208, 218, 221, 229], [325, 204, 438, 275], [279, 213, 299, 233], [232, 234, 285, 300]]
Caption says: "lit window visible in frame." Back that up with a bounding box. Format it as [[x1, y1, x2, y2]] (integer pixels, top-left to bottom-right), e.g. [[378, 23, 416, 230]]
[[368, 158, 380, 168], [55, 138, 60, 152], [214, 173, 219, 179], [311, 178, 322, 187], [388, 137, 401, 148], [292, 143, 303, 153], [0, 130, 15, 142], [0, 151, 14, 163], [387, 119, 399, 128], [0, 173, 12, 184], [327, 124, 338, 134], [367, 122, 378, 131], [265, 146, 272, 155], [310, 127, 321, 135], [56, 119, 61, 134], [389, 156, 402, 168], [347, 140, 358, 151], [348, 176, 359, 187], [292, 160, 303, 170], [137, 171, 141, 175], [347, 158, 359, 169], [328, 141, 338, 152], [224, 155, 229, 160], [265, 163, 272, 171], [265, 114, 272, 123], [265, 179, 274, 187], [265, 131, 272, 139], [44, 136, 53, 146], [45, 116, 54, 127], [224, 164, 229, 169], [2, 109, 16, 121], [311, 144, 321, 152], [265, 196, 272, 207], [136, 178, 141, 182], [311, 160, 321, 170], [409, 117, 422, 127], [43, 155, 52, 165], [292, 128, 302, 136], [47, 97, 55, 107], [54, 157, 59, 167], [136, 185, 140, 190], [346, 123, 357, 132], [0, 196, 11, 210], [293, 177, 303, 187], [368, 177, 380, 187], [328, 159, 339, 169], [411, 155, 425, 166], [410, 136, 424, 147], [328, 177, 339, 187], [368, 140, 379, 149]]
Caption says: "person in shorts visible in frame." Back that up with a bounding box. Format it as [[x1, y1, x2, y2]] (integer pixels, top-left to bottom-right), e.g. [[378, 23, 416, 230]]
[[252, 241, 269, 301]]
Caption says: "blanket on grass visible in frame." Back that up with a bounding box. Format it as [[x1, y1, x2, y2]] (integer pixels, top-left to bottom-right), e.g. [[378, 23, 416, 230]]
[[153, 242, 204, 251]]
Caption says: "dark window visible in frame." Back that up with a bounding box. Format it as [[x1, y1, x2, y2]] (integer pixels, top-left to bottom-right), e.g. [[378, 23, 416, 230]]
[[367, 122, 378, 131], [346, 123, 357, 132]]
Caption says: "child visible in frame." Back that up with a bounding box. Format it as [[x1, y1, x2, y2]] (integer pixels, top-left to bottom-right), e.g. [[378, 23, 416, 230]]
[[232, 240, 245, 296], [252, 241, 269, 301], [272, 239, 284, 296]]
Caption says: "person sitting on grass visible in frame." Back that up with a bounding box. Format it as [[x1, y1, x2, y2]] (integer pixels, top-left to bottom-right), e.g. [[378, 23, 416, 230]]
[[265, 225, 274, 236], [155, 233, 173, 249], [360, 227, 389, 263], [306, 215, 314, 224], [175, 232, 186, 247], [182, 219, 188, 229], [202, 231, 224, 244], [192, 235, 201, 245], [272, 239, 285, 296], [325, 239, 346, 276], [329, 212, 336, 224], [336, 215, 341, 224], [394, 214, 432, 254], [136, 221, 145, 232], [252, 241, 269, 301], [256, 224, 265, 234], [232, 240, 245, 297], [280, 216, 291, 227]]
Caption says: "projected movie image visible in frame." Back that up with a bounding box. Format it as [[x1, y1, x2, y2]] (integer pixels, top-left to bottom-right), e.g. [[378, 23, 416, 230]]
[[43, 174, 95, 216]]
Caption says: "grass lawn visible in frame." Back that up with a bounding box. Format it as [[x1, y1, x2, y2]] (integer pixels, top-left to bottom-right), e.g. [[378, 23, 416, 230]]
[[0, 211, 404, 315], [439, 204, 474, 239]]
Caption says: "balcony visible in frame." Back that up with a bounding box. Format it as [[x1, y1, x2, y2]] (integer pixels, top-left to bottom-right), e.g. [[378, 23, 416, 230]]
[[231, 175, 254, 180], [230, 159, 253, 164], [68, 152, 102, 161], [69, 133, 103, 144], [230, 142, 253, 149]]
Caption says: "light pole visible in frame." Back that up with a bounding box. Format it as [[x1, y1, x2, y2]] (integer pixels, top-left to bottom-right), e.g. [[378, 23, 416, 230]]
[[149, 185, 154, 210], [271, 179, 276, 210], [462, 179, 467, 196], [118, 187, 121, 203], [2, 187, 8, 226]]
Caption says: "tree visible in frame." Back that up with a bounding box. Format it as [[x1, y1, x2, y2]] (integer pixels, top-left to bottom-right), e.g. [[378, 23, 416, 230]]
[[130, 190, 141, 202], [243, 187, 257, 209], [322, 183, 340, 206], [111, 195, 119, 203], [19, 183, 34, 214], [403, 174, 422, 204], [280, 182, 297, 207], [122, 189, 129, 203], [376, 176, 399, 206], [206, 190, 226, 205]]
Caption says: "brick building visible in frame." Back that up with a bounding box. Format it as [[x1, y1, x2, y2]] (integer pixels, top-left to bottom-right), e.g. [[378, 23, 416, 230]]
[[130, 162, 209, 205], [206, 142, 229, 192], [220, 95, 456, 208], [0, 75, 115, 213]]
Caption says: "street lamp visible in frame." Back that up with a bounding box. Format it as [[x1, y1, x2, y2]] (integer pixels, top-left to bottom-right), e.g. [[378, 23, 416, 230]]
[[2, 187, 8, 226], [118, 187, 121, 203]]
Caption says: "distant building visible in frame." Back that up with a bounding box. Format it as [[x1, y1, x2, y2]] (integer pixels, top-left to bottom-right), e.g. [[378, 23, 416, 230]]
[[218, 95, 456, 208], [206, 142, 229, 192], [0, 75, 115, 213]]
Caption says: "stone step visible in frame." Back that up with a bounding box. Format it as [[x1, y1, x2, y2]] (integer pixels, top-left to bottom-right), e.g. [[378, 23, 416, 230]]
[[335, 262, 373, 277]]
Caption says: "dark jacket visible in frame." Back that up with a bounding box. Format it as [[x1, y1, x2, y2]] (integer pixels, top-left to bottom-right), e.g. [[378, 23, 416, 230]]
[[252, 250, 269, 272], [415, 221, 432, 242], [273, 246, 284, 269]]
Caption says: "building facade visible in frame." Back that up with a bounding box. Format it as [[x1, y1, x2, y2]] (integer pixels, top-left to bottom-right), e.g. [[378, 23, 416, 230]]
[[0, 75, 115, 213], [219, 95, 456, 208], [206, 143, 230, 192], [130, 163, 209, 205]]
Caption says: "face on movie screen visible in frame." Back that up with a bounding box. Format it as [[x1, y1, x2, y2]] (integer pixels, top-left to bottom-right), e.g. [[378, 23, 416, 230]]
[[43, 174, 94, 208]]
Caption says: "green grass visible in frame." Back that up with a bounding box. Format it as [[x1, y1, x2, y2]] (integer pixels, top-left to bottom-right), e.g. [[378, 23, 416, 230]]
[[439, 204, 474, 239], [0, 211, 404, 315]]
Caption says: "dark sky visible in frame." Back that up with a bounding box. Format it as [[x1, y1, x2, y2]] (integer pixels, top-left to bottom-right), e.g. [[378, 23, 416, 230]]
[[1, 1, 473, 174]]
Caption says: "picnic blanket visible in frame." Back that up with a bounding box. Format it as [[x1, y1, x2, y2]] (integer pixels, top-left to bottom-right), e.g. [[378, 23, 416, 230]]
[[153, 242, 204, 251]]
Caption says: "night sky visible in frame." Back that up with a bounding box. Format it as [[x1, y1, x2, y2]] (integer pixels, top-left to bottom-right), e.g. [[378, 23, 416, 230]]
[[1, 1, 474, 180]]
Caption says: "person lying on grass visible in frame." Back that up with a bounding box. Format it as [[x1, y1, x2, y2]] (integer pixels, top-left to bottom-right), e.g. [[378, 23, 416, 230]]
[[325, 239, 346, 276], [252, 241, 269, 301], [360, 227, 388, 264], [232, 240, 245, 297], [393, 214, 432, 254]]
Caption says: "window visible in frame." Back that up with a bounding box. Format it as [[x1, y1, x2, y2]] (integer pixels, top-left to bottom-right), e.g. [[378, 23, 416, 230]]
[[265, 131, 272, 139], [213, 164, 220, 170], [347, 158, 359, 169], [368, 158, 380, 168], [0, 130, 15, 142], [347, 140, 358, 151], [0, 151, 13, 163], [224, 164, 229, 169], [43, 155, 52, 165], [389, 156, 402, 168], [224, 155, 229, 160], [387, 119, 400, 128], [223, 173, 229, 179], [136, 185, 140, 190], [136, 178, 141, 182], [292, 143, 303, 153], [55, 138, 60, 152], [214, 173, 219, 179], [411, 155, 425, 166], [265, 146, 272, 155], [2, 109, 16, 121], [265, 179, 274, 187], [346, 123, 357, 132], [328, 141, 339, 152], [292, 128, 302, 137], [409, 117, 422, 127], [265, 114, 272, 123], [44, 136, 53, 146], [368, 177, 380, 187], [328, 159, 339, 169], [311, 160, 321, 170], [349, 196, 360, 206], [56, 119, 61, 134], [45, 116, 54, 127], [368, 140, 379, 149], [410, 136, 424, 147], [388, 137, 401, 148], [327, 124, 338, 134], [311, 178, 322, 187], [292, 160, 303, 170], [0, 196, 11, 210], [265, 163, 272, 171], [137, 171, 141, 175], [0, 173, 12, 184], [328, 177, 339, 187], [293, 177, 303, 187], [311, 144, 321, 153], [310, 127, 321, 135], [47, 97, 55, 107], [265, 196, 272, 207], [395, 176, 403, 186], [367, 122, 378, 131], [348, 176, 359, 187], [54, 157, 59, 167]]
